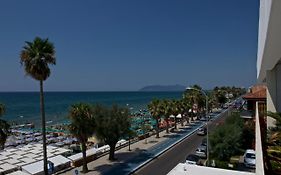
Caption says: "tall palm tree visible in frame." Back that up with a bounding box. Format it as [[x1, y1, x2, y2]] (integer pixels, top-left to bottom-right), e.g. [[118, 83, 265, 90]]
[[68, 103, 95, 173], [0, 103, 10, 150], [20, 37, 56, 174], [148, 99, 162, 138]]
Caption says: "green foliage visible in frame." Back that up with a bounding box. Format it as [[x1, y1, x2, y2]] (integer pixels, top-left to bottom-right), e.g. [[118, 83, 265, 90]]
[[68, 103, 95, 173], [0, 103, 10, 150], [68, 103, 95, 142], [148, 99, 163, 137], [94, 104, 130, 145], [0, 103, 5, 116], [241, 121, 255, 149], [20, 37, 56, 81], [183, 84, 205, 111], [148, 99, 162, 119], [268, 111, 281, 130], [93, 104, 130, 160], [210, 114, 244, 161]]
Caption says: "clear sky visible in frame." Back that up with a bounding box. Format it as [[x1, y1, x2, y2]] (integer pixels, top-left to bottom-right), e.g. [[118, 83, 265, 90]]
[[0, 0, 259, 91]]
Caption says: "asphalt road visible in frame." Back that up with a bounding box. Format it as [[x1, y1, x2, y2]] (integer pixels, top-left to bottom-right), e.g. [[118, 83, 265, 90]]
[[133, 109, 232, 175]]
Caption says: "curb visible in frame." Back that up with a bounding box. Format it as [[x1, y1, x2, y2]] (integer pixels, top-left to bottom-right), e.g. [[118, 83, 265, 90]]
[[128, 122, 204, 175], [128, 108, 230, 175]]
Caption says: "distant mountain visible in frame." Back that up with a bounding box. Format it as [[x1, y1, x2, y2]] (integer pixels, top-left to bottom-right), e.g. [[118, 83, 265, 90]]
[[139, 85, 186, 92]]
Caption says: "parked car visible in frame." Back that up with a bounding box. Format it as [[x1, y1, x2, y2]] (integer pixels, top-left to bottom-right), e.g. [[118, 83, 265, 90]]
[[222, 104, 228, 109], [195, 145, 207, 158], [197, 127, 207, 136], [244, 149, 256, 168], [209, 113, 216, 118], [200, 116, 207, 121], [201, 138, 207, 147], [186, 154, 200, 165]]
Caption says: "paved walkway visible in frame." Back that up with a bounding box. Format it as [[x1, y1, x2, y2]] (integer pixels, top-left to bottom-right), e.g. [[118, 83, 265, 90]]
[[61, 120, 202, 175]]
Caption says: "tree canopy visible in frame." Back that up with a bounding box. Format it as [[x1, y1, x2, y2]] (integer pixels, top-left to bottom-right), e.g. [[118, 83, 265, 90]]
[[20, 37, 56, 81], [0, 103, 10, 150], [93, 104, 130, 160], [68, 103, 95, 173]]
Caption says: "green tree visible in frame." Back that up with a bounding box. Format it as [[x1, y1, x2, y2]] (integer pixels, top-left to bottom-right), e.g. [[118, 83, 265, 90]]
[[181, 98, 191, 124], [209, 114, 243, 161], [267, 111, 281, 145], [170, 100, 181, 130], [68, 103, 95, 173], [20, 37, 56, 175], [0, 103, 10, 150], [93, 104, 130, 161], [183, 85, 205, 121], [148, 99, 162, 138], [162, 100, 173, 133]]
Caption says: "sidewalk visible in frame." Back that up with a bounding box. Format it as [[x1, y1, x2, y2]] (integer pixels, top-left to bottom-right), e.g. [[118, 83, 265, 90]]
[[61, 121, 196, 175]]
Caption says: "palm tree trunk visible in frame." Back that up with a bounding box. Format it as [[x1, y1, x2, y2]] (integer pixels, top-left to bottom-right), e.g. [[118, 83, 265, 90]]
[[40, 80, 48, 175], [156, 118, 159, 138], [174, 118, 177, 130], [165, 117, 169, 133], [81, 141, 88, 173]]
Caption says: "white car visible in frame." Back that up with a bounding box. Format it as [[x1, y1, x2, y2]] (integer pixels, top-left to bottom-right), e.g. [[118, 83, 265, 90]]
[[186, 154, 200, 165], [244, 149, 256, 168], [195, 146, 207, 158]]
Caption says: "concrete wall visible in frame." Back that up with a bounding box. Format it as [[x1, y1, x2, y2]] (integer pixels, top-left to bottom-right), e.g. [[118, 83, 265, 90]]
[[257, 0, 281, 82], [266, 63, 281, 113], [276, 63, 281, 111], [266, 69, 277, 112]]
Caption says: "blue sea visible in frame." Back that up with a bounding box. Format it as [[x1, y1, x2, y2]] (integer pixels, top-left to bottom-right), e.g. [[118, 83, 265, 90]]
[[0, 92, 182, 127]]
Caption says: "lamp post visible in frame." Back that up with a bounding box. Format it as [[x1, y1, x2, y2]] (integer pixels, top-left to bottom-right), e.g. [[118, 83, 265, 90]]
[[186, 87, 209, 166]]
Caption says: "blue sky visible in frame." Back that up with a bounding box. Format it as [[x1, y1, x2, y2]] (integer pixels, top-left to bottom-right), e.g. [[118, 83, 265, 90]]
[[0, 0, 259, 91]]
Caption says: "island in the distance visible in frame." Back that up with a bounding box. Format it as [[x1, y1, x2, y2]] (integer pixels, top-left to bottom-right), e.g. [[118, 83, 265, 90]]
[[139, 84, 186, 92]]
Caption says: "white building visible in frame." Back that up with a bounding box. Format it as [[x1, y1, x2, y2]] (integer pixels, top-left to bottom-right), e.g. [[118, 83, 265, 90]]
[[257, 0, 281, 114]]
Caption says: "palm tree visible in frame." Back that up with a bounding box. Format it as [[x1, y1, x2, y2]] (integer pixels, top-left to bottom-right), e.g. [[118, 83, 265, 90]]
[[148, 99, 162, 138], [181, 98, 191, 124], [162, 100, 172, 133], [177, 100, 187, 126], [183, 85, 205, 120], [170, 100, 181, 130], [20, 37, 56, 174], [0, 103, 10, 150], [68, 103, 95, 173]]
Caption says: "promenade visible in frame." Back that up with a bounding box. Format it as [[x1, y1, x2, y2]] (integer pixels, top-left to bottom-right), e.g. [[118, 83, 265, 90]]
[[61, 119, 205, 175]]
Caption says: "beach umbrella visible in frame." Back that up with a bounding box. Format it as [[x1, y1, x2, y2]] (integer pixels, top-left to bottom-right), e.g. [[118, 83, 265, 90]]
[[6, 135, 17, 146], [176, 114, 182, 119], [169, 115, 175, 118]]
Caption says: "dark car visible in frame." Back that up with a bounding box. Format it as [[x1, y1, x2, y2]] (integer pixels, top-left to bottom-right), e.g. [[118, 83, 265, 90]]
[[186, 154, 200, 165], [201, 138, 207, 146]]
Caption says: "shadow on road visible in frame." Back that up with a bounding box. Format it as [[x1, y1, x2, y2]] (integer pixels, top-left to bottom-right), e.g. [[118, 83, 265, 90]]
[[97, 149, 154, 175], [163, 134, 181, 138]]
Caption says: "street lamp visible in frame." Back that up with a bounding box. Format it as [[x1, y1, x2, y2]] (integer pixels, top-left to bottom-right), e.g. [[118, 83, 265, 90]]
[[186, 87, 209, 166]]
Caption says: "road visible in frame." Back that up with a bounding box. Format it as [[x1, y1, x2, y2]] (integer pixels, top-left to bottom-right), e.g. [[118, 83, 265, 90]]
[[133, 109, 231, 175]]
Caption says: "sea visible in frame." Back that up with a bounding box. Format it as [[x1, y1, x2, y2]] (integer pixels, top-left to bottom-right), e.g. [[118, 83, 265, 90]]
[[0, 92, 182, 128]]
